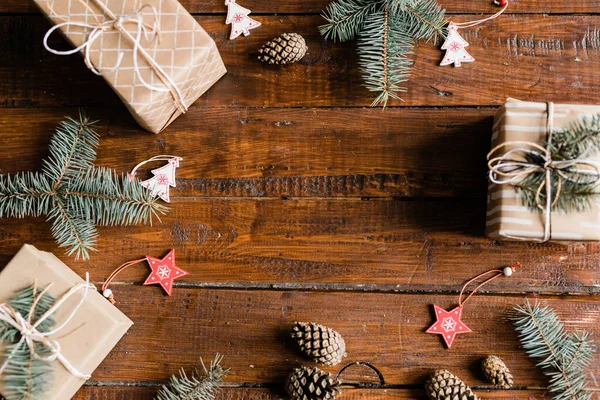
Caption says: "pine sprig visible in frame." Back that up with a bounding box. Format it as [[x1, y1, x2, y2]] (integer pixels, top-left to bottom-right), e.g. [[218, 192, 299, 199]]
[[319, 0, 381, 42], [513, 300, 596, 400], [155, 355, 230, 400], [0, 285, 57, 400], [320, 0, 447, 105], [513, 114, 600, 214], [358, 7, 414, 106], [0, 115, 168, 260]]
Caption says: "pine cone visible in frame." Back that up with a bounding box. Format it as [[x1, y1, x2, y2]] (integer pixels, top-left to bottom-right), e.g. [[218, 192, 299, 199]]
[[286, 366, 342, 400], [292, 322, 347, 366], [481, 355, 514, 388], [258, 33, 307, 65], [425, 369, 479, 400]]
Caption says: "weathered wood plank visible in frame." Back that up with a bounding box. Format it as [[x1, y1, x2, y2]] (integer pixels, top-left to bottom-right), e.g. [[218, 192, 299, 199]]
[[1, 199, 599, 294], [0, 107, 492, 198], [1, 15, 600, 108], [73, 289, 600, 386], [3, 0, 600, 14], [74, 386, 550, 399]]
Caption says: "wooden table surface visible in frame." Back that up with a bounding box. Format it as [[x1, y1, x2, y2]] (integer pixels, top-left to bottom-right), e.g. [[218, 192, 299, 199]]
[[2, 0, 600, 399]]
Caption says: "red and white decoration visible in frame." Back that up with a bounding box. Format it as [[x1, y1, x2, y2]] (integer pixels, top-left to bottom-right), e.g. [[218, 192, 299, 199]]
[[143, 249, 189, 296], [426, 305, 472, 348], [225, 0, 261, 40], [425, 263, 518, 349], [439, 23, 474, 67], [130, 156, 182, 203]]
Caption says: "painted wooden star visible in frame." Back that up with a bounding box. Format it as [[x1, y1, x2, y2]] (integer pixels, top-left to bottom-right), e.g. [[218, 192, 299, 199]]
[[426, 304, 472, 348], [143, 249, 188, 295]]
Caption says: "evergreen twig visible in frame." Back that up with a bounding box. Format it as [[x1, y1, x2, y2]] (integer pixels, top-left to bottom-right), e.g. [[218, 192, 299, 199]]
[[0, 114, 168, 260], [320, 0, 446, 106], [0, 285, 57, 400], [513, 300, 596, 400], [154, 355, 229, 400], [514, 114, 600, 213]]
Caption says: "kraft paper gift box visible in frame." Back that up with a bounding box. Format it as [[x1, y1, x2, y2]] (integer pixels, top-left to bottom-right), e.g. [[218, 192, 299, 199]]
[[35, 0, 227, 133], [486, 98, 600, 242], [0, 244, 133, 400]]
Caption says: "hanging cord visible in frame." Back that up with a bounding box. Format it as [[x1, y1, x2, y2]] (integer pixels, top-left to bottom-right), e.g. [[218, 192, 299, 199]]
[[336, 361, 386, 388], [453, 2, 508, 30], [128, 155, 182, 182], [458, 262, 520, 307], [101, 258, 147, 304]]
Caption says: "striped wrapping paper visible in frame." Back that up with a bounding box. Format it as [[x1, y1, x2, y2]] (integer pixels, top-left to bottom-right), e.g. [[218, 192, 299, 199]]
[[486, 98, 600, 242]]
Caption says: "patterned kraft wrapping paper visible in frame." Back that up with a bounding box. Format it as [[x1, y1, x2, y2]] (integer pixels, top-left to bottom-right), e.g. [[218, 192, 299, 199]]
[[486, 98, 600, 242], [0, 244, 133, 400], [35, 0, 227, 133]]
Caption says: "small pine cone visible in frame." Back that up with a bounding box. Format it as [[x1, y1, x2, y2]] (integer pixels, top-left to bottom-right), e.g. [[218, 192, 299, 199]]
[[292, 322, 347, 366], [258, 33, 308, 65], [425, 369, 479, 400], [481, 355, 514, 388], [285, 366, 342, 400]]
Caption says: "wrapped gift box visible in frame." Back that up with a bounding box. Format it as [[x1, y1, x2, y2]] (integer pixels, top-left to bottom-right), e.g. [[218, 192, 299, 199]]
[[36, 0, 227, 133], [486, 98, 600, 242], [0, 244, 133, 400]]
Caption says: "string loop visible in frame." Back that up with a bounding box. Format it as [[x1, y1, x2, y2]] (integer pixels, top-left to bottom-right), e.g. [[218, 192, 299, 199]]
[[458, 263, 520, 307]]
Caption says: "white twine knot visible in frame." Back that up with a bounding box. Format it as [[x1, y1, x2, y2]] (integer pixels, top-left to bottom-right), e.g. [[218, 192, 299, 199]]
[[43, 0, 188, 113], [487, 102, 600, 242], [0, 273, 97, 380]]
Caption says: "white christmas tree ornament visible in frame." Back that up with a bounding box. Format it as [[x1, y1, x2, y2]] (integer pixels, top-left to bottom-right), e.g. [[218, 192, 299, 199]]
[[439, 23, 474, 67], [225, 0, 261, 40], [130, 156, 183, 203]]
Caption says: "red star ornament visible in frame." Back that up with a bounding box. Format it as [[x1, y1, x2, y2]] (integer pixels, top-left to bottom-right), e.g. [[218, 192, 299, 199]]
[[143, 249, 188, 295], [426, 304, 472, 348]]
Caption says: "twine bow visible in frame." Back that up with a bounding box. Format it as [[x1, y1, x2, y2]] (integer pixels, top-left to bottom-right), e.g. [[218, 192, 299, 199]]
[[487, 102, 600, 242], [0, 273, 97, 380], [43, 0, 188, 113]]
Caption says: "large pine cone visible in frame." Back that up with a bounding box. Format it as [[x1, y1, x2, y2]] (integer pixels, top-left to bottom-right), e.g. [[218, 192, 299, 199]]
[[425, 369, 479, 400], [292, 322, 346, 366], [285, 366, 342, 400], [258, 33, 307, 65], [481, 355, 514, 388]]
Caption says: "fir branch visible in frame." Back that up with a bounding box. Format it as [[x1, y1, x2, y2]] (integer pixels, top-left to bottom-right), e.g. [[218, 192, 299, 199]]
[[358, 7, 414, 106], [402, 0, 446, 42], [513, 300, 596, 400], [155, 355, 230, 400], [0, 173, 54, 219], [0, 115, 169, 260], [0, 285, 56, 400], [64, 167, 168, 227], [319, 0, 382, 42], [42, 112, 99, 189]]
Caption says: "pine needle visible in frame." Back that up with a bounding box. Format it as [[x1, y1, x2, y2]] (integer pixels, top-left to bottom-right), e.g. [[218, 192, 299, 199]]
[[155, 355, 230, 400], [513, 300, 596, 400], [0, 115, 168, 260]]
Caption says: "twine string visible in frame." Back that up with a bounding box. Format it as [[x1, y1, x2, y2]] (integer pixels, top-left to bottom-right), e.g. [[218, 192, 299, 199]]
[[128, 155, 182, 182], [101, 258, 147, 304], [459, 263, 519, 307], [487, 102, 600, 242], [0, 274, 97, 379], [42, 0, 187, 113], [453, 3, 508, 29]]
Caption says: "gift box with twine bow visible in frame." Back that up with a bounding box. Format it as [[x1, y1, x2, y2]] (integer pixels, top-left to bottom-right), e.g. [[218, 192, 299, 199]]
[[486, 98, 600, 242], [37, 0, 227, 133], [0, 245, 133, 400]]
